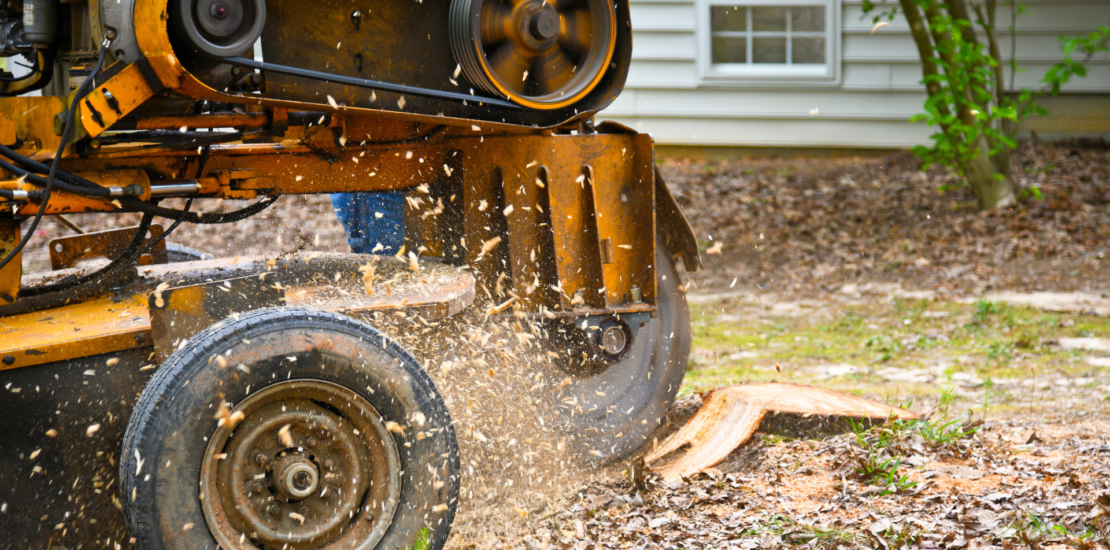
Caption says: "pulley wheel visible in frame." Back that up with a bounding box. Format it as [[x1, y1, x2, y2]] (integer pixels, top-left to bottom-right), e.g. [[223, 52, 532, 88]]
[[449, 0, 617, 109], [170, 0, 266, 58]]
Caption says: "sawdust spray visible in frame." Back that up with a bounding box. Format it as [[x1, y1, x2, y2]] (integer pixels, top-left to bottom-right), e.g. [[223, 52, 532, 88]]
[[378, 308, 602, 549]]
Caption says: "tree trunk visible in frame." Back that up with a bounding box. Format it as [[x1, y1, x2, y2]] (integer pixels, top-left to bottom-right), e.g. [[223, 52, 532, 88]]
[[964, 136, 1016, 209]]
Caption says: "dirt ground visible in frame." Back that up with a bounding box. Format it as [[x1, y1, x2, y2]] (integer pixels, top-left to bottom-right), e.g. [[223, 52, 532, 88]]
[[17, 140, 1110, 548]]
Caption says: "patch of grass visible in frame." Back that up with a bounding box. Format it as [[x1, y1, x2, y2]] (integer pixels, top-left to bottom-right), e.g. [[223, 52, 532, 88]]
[[864, 333, 902, 362], [1003, 510, 1108, 549], [972, 299, 1001, 325], [847, 418, 918, 495], [685, 296, 1110, 412], [917, 416, 979, 447]]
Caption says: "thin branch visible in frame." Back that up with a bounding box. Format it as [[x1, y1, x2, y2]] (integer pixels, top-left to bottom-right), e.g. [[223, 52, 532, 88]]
[[899, 0, 952, 133], [921, 1, 978, 130], [1008, 0, 1016, 92], [972, 3, 1006, 108], [944, 0, 980, 47]]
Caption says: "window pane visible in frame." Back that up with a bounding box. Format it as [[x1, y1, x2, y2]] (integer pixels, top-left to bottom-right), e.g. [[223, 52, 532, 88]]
[[791, 6, 825, 32], [712, 36, 748, 63], [752, 36, 786, 63], [751, 6, 786, 32], [791, 36, 825, 63], [711, 6, 746, 32]]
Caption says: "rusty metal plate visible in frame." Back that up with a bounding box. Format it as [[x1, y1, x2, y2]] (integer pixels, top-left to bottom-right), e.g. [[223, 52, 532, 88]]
[[148, 275, 285, 362], [48, 224, 168, 270], [0, 220, 20, 305]]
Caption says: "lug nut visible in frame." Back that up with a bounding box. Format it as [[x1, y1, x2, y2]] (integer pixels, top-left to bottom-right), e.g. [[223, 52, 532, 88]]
[[252, 482, 264, 493], [255, 453, 269, 466]]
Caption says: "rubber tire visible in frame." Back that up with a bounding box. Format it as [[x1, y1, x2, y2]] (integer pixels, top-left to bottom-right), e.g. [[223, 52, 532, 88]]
[[164, 242, 214, 262], [120, 307, 459, 550], [556, 234, 691, 460]]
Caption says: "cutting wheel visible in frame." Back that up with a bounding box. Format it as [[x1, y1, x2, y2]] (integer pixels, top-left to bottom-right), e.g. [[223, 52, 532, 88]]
[[449, 0, 616, 109]]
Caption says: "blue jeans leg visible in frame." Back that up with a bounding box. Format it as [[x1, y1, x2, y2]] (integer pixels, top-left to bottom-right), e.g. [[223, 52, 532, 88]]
[[330, 191, 405, 254]]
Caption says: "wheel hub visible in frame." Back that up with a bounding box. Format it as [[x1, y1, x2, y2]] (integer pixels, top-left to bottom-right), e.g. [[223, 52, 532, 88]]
[[200, 380, 401, 550], [516, 2, 560, 50], [272, 454, 319, 500]]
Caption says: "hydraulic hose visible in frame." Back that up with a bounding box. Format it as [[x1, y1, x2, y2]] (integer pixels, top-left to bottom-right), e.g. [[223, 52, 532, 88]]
[[0, 39, 108, 273]]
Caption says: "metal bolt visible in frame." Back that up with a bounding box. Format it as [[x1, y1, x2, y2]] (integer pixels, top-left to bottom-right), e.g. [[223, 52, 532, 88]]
[[324, 459, 335, 471], [255, 453, 269, 466], [600, 325, 628, 356], [306, 437, 317, 447], [326, 474, 340, 487], [629, 285, 642, 302], [267, 504, 280, 515], [252, 482, 264, 493]]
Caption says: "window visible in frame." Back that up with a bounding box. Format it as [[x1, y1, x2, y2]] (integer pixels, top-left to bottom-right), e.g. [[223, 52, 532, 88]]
[[699, 0, 839, 84]]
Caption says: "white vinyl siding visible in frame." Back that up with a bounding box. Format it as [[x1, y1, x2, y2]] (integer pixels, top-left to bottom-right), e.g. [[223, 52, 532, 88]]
[[603, 0, 1110, 148]]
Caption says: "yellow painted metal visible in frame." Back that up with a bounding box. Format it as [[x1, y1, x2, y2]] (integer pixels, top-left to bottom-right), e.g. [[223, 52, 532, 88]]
[[0, 294, 151, 371], [77, 62, 164, 138], [0, 254, 476, 370], [0, 97, 67, 161], [0, 220, 20, 305]]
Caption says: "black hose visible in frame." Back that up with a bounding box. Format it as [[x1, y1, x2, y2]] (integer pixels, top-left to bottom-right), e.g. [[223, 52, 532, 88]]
[[134, 198, 192, 259], [0, 41, 108, 273], [21, 147, 208, 295], [0, 188, 42, 200], [131, 145, 208, 258], [21, 211, 154, 296], [0, 143, 108, 190], [1, 140, 280, 224], [0, 53, 39, 82], [0, 157, 114, 197]]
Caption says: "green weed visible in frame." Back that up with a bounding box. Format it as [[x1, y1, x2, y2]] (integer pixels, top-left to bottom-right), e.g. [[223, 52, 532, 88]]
[[864, 334, 902, 362], [410, 527, 431, 550], [973, 299, 1000, 325]]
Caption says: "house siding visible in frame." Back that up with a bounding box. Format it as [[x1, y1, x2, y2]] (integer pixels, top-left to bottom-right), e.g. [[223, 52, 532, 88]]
[[601, 0, 1110, 148]]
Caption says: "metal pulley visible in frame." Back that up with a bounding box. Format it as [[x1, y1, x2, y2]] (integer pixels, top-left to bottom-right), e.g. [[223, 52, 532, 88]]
[[169, 0, 266, 58], [449, 0, 617, 109]]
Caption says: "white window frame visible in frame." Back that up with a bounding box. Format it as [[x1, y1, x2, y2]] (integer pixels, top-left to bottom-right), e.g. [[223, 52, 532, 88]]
[[697, 0, 841, 86]]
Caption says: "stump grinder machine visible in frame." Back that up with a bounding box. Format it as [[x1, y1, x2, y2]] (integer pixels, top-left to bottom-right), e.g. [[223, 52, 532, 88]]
[[0, 0, 701, 545]]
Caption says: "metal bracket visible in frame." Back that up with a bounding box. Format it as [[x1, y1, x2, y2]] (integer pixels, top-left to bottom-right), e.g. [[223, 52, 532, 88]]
[[148, 275, 285, 362], [48, 224, 167, 270]]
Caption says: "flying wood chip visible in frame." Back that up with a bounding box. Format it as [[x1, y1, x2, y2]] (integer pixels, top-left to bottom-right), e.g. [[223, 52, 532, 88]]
[[644, 383, 917, 482]]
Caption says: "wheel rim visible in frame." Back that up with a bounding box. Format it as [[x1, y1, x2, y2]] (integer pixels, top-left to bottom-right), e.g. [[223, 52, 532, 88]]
[[200, 380, 401, 550], [450, 0, 616, 109]]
